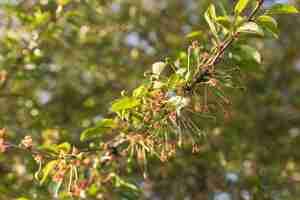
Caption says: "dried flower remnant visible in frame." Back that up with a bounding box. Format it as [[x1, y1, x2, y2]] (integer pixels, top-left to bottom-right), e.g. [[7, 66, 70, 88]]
[[159, 150, 168, 162], [0, 129, 8, 153], [52, 171, 65, 183], [207, 78, 218, 87], [192, 143, 201, 154], [0, 70, 7, 83], [34, 154, 43, 162], [21, 136, 33, 149], [168, 111, 177, 122], [0, 138, 8, 153]]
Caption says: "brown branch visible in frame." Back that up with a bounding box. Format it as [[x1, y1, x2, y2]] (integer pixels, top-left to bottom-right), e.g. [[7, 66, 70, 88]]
[[6, 142, 56, 159]]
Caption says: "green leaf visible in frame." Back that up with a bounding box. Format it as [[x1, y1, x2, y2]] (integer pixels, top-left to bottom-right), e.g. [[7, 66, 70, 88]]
[[95, 118, 116, 128], [237, 22, 264, 36], [111, 97, 140, 113], [133, 85, 148, 98], [238, 45, 262, 64], [113, 174, 140, 192], [39, 143, 71, 154], [257, 15, 279, 38], [80, 118, 116, 141], [266, 4, 299, 15], [216, 16, 232, 29], [40, 160, 58, 184], [234, 0, 250, 15], [57, 142, 71, 153], [167, 74, 182, 89], [185, 31, 203, 39], [205, 4, 219, 42]]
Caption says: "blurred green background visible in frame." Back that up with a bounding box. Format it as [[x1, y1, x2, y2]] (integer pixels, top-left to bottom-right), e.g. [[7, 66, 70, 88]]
[[0, 0, 300, 199]]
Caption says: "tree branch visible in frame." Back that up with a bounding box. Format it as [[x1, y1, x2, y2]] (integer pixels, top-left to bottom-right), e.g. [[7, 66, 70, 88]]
[[188, 0, 265, 90]]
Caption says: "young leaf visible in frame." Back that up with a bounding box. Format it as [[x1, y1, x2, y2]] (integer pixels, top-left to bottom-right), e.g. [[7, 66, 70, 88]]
[[205, 4, 219, 42], [266, 4, 299, 15], [234, 0, 250, 15], [216, 16, 232, 30], [111, 97, 140, 113], [40, 160, 58, 184], [133, 85, 148, 98], [113, 174, 140, 192], [257, 15, 279, 38], [185, 31, 203, 39], [80, 118, 116, 141], [57, 142, 71, 153], [237, 22, 264, 36]]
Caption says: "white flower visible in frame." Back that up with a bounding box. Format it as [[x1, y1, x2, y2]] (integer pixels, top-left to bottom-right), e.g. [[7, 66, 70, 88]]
[[152, 61, 166, 75], [168, 96, 190, 115]]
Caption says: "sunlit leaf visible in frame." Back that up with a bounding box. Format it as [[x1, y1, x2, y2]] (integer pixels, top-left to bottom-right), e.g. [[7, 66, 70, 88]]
[[237, 22, 264, 36], [205, 4, 219, 42], [40, 160, 58, 184], [185, 31, 203, 39], [133, 85, 148, 98], [80, 118, 116, 141], [216, 16, 232, 29], [111, 97, 140, 113], [266, 4, 299, 15], [57, 142, 71, 153], [257, 15, 279, 38], [234, 0, 250, 15]]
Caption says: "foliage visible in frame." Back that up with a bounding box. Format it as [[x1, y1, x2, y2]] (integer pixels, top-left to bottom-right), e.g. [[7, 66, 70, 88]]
[[0, 0, 299, 199]]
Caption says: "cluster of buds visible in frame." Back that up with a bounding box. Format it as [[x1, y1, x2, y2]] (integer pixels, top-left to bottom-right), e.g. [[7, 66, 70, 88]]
[[153, 122, 161, 129], [151, 90, 167, 113], [191, 40, 199, 49], [168, 111, 177, 122], [143, 112, 152, 123], [21, 135, 33, 149], [192, 143, 201, 154], [159, 141, 177, 162], [82, 158, 91, 166], [159, 149, 168, 162], [52, 160, 68, 183], [52, 171, 65, 183], [0, 128, 8, 153], [165, 141, 176, 158]]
